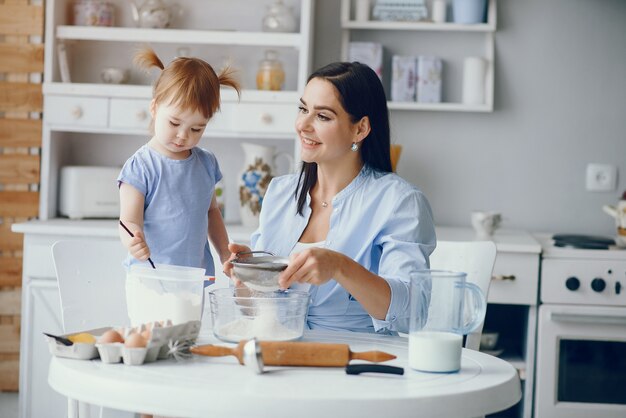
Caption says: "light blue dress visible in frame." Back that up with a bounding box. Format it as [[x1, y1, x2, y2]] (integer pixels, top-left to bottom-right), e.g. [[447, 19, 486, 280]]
[[252, 165, 436, 334], [118, 144, 222, 275]]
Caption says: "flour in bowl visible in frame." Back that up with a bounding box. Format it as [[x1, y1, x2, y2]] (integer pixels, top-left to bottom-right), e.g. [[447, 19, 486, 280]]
[[125, 277, 202, 326], [217, 301, 301, 341]]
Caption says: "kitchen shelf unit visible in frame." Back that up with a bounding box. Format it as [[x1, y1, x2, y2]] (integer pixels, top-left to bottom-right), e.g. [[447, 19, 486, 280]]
[[40, 0, 314, 221], [340, 0, 496, 112]]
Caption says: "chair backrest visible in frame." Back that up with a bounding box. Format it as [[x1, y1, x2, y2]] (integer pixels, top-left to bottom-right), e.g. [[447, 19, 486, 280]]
[[429, 240, 497, 351], [52, 239, 130, 333]]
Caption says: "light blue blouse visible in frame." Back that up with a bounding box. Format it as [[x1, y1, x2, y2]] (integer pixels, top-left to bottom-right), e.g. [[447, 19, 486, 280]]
[[251, 165, 436, 334]]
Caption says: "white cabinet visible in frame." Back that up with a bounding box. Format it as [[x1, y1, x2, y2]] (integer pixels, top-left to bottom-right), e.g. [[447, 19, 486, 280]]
[[40, 0, 314, 220], [340, 0, 496, 112], [12, 222, 123, 418]]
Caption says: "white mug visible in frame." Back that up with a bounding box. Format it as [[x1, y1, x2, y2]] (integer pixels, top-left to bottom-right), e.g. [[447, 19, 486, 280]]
[[100, 67, 129, 84], [471, 211, 502, 238]]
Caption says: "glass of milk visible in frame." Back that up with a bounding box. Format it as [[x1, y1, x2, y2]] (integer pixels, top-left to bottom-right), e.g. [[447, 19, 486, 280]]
[[409, 270, 486, 373]]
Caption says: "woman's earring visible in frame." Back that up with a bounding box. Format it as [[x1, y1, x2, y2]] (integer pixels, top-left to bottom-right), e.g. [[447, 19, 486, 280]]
[[351, 142, 359, 152]]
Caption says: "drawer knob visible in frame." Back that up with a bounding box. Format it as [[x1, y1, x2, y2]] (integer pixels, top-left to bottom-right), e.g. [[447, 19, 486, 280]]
[[71, 106, 83, 119], [136, 110, 148, 121], [260, 113, 273, 125], [492, 274, 516, 281]]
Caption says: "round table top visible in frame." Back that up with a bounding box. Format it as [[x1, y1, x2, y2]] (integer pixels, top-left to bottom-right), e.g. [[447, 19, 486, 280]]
[[49, 329, 521, 418]]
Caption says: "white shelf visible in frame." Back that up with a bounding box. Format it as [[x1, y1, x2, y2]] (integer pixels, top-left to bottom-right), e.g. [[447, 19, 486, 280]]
[[43, 82, 300, 103], [342, 20, 495, 32], [387, 101, 492, 112], [340, 0, 496, 113], [56, 26, 302, 48]]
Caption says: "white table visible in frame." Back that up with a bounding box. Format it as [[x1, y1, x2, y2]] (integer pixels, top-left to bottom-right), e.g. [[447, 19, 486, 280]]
[[49, 329, 521, 418]]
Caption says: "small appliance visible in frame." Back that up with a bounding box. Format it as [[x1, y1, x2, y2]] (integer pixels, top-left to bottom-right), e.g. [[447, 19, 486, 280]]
[[59, 166, 120, 219]]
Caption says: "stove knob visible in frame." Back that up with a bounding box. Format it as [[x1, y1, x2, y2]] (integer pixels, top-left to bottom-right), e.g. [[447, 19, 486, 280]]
[[565, 277, 580, 291], [591, 278, 606, 292], [616, 282, 622, 295]]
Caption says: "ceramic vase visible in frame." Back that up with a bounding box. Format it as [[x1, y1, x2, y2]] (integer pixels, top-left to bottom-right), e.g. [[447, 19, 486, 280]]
[[238, 143, 294, 228], [452, 0, 487, 24]]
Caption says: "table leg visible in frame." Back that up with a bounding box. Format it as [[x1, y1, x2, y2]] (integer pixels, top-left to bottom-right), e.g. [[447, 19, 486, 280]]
[[67, 398, 78, 418]]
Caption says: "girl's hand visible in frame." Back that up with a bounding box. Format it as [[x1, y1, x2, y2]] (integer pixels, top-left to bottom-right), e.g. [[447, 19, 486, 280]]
[[128, 230, 151, 261], [278, 248, 345, 289], [222, 243, 251, 285]]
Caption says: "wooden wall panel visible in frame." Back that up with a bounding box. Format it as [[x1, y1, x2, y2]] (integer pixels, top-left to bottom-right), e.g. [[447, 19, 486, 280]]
[[0, 290, 20, 316], [0, 154, 40, 184], [0, 4, 44, 36], [0, 82, 43, 113], [1, 0, 44, 392], [0, 257, 22, 287], [0, 324, 20, 353], [0, 354, 19, 391], [0, 43, 44, 73], [0, 191, 40, 217], [0, 119, 42, 148], [0, 223, 24, 252]]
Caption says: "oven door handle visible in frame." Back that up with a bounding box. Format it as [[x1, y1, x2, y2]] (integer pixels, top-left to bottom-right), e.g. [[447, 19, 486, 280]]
[[551, 312, 626, 325]]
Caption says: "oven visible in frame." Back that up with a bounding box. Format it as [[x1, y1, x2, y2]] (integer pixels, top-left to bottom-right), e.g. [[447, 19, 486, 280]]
[[535, 238, 626, 418]]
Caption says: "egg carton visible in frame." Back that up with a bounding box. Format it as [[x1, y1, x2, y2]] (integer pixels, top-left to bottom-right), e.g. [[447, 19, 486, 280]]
[[45, 320, 201, 365]]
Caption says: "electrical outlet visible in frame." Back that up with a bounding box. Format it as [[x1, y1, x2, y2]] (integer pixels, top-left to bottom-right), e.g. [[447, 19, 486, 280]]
[[586, 163, 617, 192]]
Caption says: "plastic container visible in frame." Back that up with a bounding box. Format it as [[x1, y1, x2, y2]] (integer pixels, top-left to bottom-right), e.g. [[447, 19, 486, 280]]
[[209, 288, 309, 343], [125, 264, 206, 326]]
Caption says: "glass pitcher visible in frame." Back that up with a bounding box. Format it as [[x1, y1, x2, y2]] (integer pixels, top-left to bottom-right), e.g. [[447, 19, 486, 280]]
[[409, 270, 486, 372]]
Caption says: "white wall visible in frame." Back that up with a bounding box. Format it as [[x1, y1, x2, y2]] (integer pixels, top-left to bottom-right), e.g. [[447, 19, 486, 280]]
[[312, 0, 626, 236]]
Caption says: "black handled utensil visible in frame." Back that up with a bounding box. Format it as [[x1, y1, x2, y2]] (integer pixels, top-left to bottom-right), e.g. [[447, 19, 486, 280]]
[[43, 332, 73, 346], [345, 364, 404, 376], [119, 220, 156, 269]]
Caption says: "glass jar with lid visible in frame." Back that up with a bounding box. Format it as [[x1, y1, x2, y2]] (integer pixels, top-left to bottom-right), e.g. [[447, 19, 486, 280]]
[[256, 50, 285, 91]]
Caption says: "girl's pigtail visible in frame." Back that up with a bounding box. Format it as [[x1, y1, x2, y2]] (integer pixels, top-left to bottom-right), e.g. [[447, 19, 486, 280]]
[[134, 46, 165, 72], [217, 66, 241, 98]]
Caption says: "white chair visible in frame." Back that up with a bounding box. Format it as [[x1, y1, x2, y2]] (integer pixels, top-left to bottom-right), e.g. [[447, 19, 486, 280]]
[[52, 239, 133, 418], [52, 239, 130, 333], [429, 240, 497, 351]]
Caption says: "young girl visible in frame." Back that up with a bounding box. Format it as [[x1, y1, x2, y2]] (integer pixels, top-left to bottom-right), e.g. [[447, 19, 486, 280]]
[[118, 46, 240, 277]]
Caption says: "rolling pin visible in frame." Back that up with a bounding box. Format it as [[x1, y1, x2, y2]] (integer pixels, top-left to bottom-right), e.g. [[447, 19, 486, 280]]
[[190, 340, 396, 367]]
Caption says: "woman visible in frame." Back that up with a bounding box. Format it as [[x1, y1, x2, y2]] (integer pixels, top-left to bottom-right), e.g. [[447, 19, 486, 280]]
[[226, 62, 436, 334]]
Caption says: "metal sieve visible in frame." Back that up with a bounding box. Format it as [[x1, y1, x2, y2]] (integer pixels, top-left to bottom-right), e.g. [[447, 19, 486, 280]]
[[231, 251, 289, 292]]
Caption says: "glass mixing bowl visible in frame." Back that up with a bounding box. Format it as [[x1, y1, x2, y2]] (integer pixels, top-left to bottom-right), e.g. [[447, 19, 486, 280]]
[[209, 287, 309, 343]]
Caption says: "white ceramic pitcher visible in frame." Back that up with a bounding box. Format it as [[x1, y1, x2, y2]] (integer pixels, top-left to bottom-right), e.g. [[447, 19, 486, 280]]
[[238, 143, 294, 228]]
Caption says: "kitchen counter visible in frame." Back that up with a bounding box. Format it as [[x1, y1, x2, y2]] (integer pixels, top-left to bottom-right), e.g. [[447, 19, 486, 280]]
[[436, 226, 541, 254], [11, 219, 254, 243], [12, 219, 542, 253]]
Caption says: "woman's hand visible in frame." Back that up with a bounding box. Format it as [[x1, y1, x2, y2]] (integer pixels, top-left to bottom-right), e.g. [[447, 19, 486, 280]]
[[278, 248, 346, 289], [222, 243, 251, 285], [128, 230, 151, 261]]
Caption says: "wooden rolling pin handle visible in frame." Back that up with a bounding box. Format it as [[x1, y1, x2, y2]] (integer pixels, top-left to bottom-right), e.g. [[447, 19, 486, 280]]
[[349, 350, 397, 363], [190, 344, 245, 365]]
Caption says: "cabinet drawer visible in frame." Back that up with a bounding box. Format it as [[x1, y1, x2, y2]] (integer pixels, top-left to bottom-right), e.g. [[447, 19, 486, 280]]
[[110, 98, 151, 130], [45, 96, 108, 127], [489, 252, 540, 305], [232, 103, 296, 134]]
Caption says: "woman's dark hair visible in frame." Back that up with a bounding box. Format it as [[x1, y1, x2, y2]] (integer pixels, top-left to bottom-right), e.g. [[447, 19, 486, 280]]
[[295, 62, 392, 215]]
